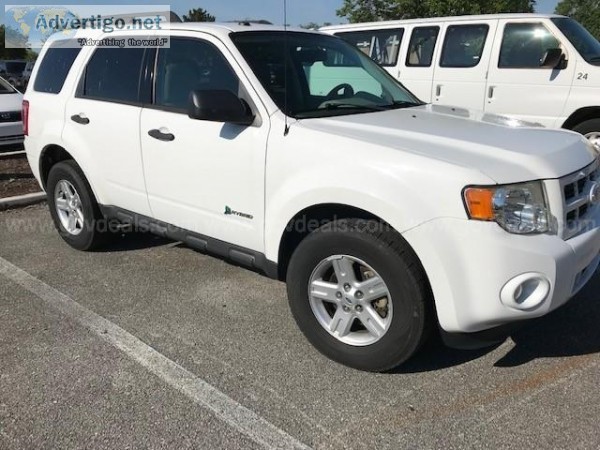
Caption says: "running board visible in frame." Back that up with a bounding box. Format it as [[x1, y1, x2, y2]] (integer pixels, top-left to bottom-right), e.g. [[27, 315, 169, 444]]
[[99, 205, 279, 279]]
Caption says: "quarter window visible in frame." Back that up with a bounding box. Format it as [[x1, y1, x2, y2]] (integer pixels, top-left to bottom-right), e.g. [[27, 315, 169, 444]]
[[336, 29, 404, 66], [154, 38, 240, 111], [440, 24, 489, 68], [81, 47, 145, 103], [34, 42, 81, 94], [499, 23, 561, 68], [406, 26, 439, 67]]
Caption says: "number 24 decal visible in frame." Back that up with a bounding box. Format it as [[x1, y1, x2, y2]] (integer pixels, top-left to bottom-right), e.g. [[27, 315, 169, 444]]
[[577, 72, 589, 80]]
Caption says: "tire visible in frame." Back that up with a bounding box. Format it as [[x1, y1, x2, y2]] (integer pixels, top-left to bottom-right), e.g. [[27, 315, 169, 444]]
[[286, 219, 433, 372], [47, 160, 110, 251], [572, 118, 600, 150]]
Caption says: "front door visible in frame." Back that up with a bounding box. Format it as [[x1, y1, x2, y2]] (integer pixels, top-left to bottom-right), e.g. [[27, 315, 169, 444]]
[[140, 35, 269, 251]]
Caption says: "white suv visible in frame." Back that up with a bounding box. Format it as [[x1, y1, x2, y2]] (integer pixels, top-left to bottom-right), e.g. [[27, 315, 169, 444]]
[[24, 24, 600, 372]]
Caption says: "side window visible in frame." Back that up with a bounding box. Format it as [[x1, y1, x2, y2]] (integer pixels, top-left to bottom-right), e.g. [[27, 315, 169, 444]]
[[499, 23, 561, 68], [406, 26, 440, 67], [81, 47, 145, 103], [336, 29, 404, 66], [34, 43, 81, 94], [440, 24, 489, 68], [154, 38, 240, 111]]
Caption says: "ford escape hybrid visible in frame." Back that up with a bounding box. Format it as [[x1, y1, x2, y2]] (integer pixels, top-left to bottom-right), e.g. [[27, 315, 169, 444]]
[[24, 24, 600, 372]]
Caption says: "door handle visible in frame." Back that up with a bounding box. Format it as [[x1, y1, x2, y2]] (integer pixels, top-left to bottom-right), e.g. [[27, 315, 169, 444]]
[[488, 86, 495, 99], [435, 85, 442, 97], [71, 114, 90, 125], [148, 128, 175, 142]]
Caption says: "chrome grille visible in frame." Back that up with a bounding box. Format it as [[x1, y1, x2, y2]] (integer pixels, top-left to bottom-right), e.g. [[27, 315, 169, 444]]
[[560, 160, 599, 240]]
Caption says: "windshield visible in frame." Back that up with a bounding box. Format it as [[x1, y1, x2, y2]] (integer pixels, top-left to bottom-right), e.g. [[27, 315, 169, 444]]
[[552, 17, 600, 64], [231, 31, 422, 119], [0, 77, 16, 94]]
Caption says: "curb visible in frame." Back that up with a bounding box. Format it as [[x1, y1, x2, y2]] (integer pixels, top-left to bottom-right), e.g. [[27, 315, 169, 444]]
[[0, 192, 47, 211]]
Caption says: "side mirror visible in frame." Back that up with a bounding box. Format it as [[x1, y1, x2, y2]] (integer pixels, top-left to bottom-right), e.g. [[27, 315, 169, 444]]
[[188, 90, 255, 126], [540, 48, 565, 69]]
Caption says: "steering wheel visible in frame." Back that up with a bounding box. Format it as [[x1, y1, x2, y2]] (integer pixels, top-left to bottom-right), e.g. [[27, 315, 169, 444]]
[[326, 83, 355, 99]]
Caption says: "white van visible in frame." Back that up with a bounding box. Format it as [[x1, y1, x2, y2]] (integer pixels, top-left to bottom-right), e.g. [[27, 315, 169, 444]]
[[322, 14, 600, 148]]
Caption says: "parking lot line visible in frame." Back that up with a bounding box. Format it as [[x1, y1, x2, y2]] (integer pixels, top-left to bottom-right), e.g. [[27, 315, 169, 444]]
[[0, 256, 311, 450]]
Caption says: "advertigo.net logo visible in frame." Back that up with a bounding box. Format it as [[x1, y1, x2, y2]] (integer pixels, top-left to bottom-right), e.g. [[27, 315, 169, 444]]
[[4, 4, 172, 48]]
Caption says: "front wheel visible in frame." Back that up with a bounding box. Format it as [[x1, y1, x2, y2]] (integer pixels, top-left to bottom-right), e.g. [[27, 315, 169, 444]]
[[286, 219, 433, 372], [573, 118, 600, 152]]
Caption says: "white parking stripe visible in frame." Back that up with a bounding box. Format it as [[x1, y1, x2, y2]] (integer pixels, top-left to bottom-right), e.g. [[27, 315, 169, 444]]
[[0, 256, 311, 450]]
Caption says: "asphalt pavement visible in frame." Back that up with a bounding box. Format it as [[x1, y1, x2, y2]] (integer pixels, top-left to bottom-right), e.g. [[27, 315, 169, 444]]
[[1, 205, 599, 449]]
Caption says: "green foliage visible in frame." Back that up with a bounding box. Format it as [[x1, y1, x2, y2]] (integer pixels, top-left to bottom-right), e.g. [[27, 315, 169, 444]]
[[182, 8, 216, 22], [556, 0, 600, 39], [337, 0, 536, 22], [300, 22, 333, 29]]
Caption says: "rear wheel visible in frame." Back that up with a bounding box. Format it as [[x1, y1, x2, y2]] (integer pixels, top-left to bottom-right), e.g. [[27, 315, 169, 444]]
[[286, 219, 432, 372], [573, 118, 600, 152], [47, 160, 110, 251]]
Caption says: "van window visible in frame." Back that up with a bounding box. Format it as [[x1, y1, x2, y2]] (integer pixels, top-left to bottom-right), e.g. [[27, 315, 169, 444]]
[[34, 43, 81, 94], [499, 23, 561, 68], [440, 24, 489, 68], [406, 27, 439, 67], [154, 38, 240, 111], [335, 29, 404, 66], [81, 47, 145, 104]]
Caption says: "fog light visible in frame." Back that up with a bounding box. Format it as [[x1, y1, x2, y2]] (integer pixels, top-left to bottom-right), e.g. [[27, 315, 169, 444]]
[[500, 273, 551, 311]]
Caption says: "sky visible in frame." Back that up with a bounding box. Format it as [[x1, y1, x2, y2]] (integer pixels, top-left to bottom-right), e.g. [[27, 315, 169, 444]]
[[2, 0, 562, 26]]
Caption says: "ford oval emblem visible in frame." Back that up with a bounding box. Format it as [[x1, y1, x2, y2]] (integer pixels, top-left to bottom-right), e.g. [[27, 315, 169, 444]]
[[590, 182, 600, 206]]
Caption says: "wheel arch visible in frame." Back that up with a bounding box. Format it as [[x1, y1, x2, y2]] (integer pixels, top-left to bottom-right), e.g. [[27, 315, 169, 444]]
[[562, 106, 600, 130]]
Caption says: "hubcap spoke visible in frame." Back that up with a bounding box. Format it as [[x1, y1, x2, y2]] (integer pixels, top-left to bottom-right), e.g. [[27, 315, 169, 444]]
[[356, 276, 388, 302], [310, 280, 341, 303], [55, 198, 69, 211], [329, 307, 354, 338], [67, 213, 77, 232], [358, 305, 386, 339], [332, 256, 356, 285]]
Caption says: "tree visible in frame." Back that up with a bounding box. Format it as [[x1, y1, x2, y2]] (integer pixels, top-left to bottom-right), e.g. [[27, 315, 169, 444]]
[[337, 0, 536, 23], [0, 25, 30, 60], [556, 0, 600, 39], [182, 8, 216, 22], [300, 22, 333, 29]]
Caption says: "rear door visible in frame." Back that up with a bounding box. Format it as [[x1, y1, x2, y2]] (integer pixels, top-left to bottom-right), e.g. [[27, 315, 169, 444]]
[[400, 25, 441, 102], [432, 20, 498, 110], [484, 19, 575, 126], [63, 45, 152, 216]]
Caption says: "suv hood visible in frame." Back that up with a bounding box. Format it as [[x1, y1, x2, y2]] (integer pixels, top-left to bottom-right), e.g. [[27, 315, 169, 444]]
[[299, 104, 596, 184]]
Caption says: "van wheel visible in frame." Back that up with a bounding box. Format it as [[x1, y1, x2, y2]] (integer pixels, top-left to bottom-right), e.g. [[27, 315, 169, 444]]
[[286, 219, 432, 372], [47, 160, 109, 251], [573, 119, 600, 151]]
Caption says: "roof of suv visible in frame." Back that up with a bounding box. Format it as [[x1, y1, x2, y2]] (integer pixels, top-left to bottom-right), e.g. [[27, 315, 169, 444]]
[[321, 13, 566, 31]]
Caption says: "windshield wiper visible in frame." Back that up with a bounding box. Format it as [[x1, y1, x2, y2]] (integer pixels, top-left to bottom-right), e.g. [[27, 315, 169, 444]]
[[322, 103, 388, 112]]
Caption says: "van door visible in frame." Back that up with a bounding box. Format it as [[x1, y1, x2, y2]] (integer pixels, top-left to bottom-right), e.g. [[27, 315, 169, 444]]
[[401, 25, 441, 102], [432, 20, 498, 110], [484, 20, 575, 127]]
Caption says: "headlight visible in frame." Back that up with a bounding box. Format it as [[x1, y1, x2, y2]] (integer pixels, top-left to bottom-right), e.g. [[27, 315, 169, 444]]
[[463, 181, 550, 234]]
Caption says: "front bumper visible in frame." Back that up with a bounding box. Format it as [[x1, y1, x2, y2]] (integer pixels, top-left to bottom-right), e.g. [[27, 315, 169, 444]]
[[404, 205, 600, 334]]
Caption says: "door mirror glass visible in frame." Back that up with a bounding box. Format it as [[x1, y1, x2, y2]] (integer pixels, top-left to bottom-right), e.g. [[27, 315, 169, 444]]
[[540, 48, 564, 68], [188, 90, 255, 125]]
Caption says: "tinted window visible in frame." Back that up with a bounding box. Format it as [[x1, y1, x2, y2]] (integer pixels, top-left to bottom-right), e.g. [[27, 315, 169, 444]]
[[440, 24, 489, 68], [499, 23, 560, 68], [82, 47, 145, 103], [552, 17, 600, 64], [0, 77, 16, 94], [406, 27, 439, 67], [154, 38, 240, 110], [336, 29, 404, 66], [34, 44, 81, 94]]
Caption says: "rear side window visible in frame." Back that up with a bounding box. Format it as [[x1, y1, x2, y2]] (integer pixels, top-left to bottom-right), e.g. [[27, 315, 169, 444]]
[[336, 28, 404, 66], [34, 43, 81, 94], [499, 23, 561, 68], [81, 47, 145, 104], [406, 26, 440, 67], [440, 24, 489, 68]]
